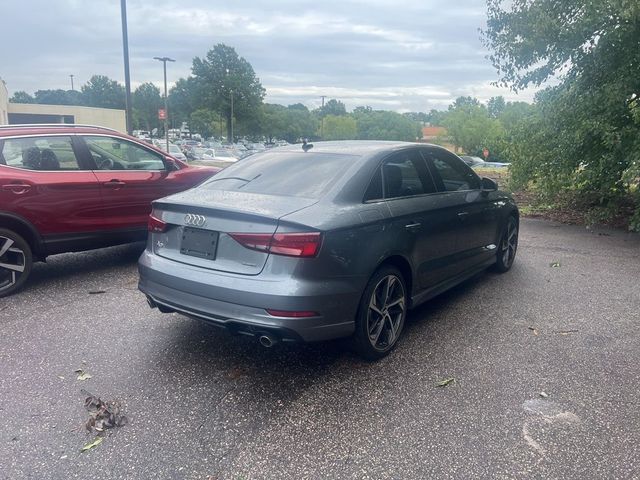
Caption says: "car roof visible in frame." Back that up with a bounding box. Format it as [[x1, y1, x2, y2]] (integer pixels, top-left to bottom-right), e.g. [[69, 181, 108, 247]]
[[0, 124, 129, 139], [274, 140, 440, 157]]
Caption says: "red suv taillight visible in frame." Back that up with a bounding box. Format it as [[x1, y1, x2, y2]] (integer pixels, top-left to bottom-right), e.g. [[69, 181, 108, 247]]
[[229, 232, 322, 258], [148, 214, 167, 233]]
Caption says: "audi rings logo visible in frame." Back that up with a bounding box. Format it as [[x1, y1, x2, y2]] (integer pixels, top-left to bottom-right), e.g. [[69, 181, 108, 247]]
[[184, 214, 206, 227]]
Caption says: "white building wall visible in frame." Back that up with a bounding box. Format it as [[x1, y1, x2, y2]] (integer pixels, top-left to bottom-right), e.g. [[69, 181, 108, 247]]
[[0, 78, 9, 125], [7, 103, 126, 132]]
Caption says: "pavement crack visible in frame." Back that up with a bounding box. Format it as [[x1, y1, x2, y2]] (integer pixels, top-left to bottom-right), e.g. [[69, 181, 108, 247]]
[[197, 386, 235, 430]]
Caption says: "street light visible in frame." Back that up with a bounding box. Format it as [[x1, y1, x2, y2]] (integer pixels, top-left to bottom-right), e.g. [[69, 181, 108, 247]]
[[120, 0, 133, 134], [154, 56, 175, 152]]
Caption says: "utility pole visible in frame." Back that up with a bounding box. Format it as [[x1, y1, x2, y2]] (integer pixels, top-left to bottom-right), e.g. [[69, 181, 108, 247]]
[[154, 56, 175, 152], [69, 75, 74, 91], [120, 0, 133, 134]]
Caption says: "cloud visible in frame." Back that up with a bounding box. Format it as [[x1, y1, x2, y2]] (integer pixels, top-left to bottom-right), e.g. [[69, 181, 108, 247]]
[[0, 0, 539, 111]]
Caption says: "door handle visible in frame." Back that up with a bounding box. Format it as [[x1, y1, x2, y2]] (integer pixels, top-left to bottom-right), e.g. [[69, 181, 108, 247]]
[[103, 180, 126, 188], [405, 222, 422, 232], [2, 183, 32, 193], [457, 211, 469, 219]]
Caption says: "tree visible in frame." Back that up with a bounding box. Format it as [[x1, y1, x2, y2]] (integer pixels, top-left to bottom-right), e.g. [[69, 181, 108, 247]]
[[487, 96, 506, 118], [322, 115, 357, 140], [443, 102, 503, 154], [189, 109, 218, 138], [10, 91, 35, 103], [191, 43, 265, 141], [484, 0, 640, 229], [355, 109, 419, 141], [449, 96, 480, 111], [319, 99, 347, 117], [168, 77, 198, 126], [81, 75, 125, 109], [33, 89, 84, 106], [259, 104, 318, 143], [133, 82, 162, 131]]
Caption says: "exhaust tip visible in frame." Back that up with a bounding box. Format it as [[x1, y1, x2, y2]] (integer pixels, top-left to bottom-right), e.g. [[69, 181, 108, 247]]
[[259, 335, 278, 348]]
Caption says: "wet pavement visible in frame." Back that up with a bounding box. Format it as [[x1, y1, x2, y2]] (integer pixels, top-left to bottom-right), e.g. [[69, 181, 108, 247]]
[[1, 218, 639, 479]]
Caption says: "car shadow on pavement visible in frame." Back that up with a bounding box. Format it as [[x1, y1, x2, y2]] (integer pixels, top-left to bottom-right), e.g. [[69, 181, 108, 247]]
[[24, 242, 146, 291]]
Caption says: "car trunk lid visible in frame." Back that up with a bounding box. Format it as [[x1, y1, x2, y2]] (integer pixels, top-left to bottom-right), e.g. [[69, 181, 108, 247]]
[[151, 190, 317, 275]]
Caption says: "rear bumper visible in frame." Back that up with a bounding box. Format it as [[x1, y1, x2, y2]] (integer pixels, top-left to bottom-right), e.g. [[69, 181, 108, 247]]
[[138, 250, 363, 342]]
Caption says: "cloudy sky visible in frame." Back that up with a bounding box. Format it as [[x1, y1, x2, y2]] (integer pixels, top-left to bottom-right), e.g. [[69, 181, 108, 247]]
[[1, 0, 537, 112]]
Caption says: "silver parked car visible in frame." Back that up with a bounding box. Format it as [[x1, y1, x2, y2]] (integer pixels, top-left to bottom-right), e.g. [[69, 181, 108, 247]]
[[138, 141, 519, 359]]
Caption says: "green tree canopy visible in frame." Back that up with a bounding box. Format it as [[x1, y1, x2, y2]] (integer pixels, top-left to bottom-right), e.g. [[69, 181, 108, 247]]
[[319, 99, 347, 117], [443, 100, 504, 154], [81, 75, 125, 109], [322, 115, 357, 140], [484, 0, 640, 229], [191, 43, 265, 141], [168, 77, 198, 126], [10, 91, 35, 103], [133, 82, 162, 131], [33, 89, 84, 106], [354, 109, 419, 142]]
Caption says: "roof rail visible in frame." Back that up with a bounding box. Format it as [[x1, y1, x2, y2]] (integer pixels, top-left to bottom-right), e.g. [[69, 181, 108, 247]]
[[0, 124, 120, 133]]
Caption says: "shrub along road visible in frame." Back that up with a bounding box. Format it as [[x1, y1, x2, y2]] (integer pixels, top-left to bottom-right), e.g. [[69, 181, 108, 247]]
[[0, 219, 639, 479]]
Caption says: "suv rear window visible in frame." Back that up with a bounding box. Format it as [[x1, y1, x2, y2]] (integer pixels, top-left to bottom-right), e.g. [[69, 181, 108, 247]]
[[1, 136, 80, 170], [201, 151, 356, 198]]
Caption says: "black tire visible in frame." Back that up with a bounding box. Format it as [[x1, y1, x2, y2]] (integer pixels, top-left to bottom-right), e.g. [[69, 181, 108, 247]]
[[494, 215, 518, 273], [352, 266, 408, 361], [0, 228, 33, 298]]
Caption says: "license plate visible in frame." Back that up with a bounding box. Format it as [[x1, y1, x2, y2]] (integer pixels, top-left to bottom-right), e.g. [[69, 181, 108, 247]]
[[180, 227, 219, 260]]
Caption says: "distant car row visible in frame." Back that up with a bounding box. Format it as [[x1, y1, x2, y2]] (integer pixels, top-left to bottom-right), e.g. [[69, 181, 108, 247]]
[[461, 156, 511, 169]]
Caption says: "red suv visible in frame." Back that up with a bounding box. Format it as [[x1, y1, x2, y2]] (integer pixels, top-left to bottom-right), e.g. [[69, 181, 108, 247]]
[[0, 124, 220, 297]]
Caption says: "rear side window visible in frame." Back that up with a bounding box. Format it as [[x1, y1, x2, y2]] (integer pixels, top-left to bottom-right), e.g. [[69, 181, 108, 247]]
[[364, 150, 437, 201], [201, 151, 357, 198], [425, 150, 481, 192], [1, 136, 80, 170]]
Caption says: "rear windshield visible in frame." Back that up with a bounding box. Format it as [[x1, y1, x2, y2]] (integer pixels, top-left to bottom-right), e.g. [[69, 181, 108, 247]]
[[200, 151, 357, 198]]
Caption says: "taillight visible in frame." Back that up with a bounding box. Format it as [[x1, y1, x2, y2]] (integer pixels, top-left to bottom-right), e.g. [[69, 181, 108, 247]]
[[229, 232, 322, 257], [148, 214, 167, 233]]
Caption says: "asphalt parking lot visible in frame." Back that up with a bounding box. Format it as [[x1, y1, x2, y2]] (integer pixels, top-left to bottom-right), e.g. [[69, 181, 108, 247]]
[[1, 218, 639, 479]]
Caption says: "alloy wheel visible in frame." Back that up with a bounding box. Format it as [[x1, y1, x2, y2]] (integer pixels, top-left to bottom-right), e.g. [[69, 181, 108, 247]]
[[501, 218, 518, 269], [367, 274, 406, 351], [0, 235, 27, 294]]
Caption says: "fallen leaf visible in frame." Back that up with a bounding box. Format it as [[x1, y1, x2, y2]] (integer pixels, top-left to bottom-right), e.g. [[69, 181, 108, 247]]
[[80, 437, 102, 452], [550, 261, 561, 268], [528, 326, 539, 336], [77, 371, 92, 381], [436, 378, 455, 387], [539, 391, 549, 398]]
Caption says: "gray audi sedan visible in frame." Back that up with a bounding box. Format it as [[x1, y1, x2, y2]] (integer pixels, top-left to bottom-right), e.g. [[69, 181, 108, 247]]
[[138, 141, 518, 359]]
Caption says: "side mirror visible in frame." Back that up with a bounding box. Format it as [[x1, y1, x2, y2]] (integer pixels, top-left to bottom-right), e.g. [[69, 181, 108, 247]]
[[165, 157, 180, 171], [481, 177, 498, 191]]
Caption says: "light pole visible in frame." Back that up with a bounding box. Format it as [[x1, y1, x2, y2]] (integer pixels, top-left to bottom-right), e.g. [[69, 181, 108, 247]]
[[120, 0, 133, 134], [230, 89, 234, 144], [69, 74, 74, 91], [225, 68, 235, 144], [154, 56, 175, 152]]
